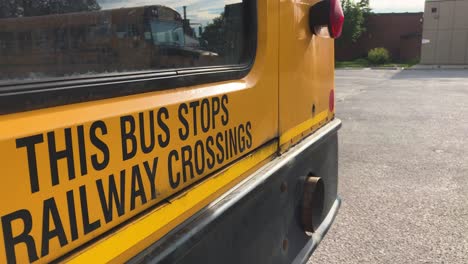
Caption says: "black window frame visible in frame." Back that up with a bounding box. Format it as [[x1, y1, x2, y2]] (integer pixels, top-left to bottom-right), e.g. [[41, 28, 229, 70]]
[[0, 1, 257, 115]]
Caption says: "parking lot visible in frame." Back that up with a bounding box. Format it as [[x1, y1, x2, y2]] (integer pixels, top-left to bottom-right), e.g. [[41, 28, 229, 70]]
[[310, 69, 468, 263]]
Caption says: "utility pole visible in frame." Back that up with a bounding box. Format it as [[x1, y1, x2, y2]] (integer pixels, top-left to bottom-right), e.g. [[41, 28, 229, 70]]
[[22, 0, 30, 16]]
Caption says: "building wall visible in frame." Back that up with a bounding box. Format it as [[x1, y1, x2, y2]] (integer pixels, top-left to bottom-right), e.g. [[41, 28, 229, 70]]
[[421, 0, 468, 64], [336, 13, 423, 62]]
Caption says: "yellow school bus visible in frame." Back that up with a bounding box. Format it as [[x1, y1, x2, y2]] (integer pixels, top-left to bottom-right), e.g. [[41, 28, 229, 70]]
[[0, 0, 343, 263]]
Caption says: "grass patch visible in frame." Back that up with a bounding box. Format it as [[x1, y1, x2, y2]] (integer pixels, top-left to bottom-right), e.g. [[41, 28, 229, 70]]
[[336, 58, 369, 68], [336, 58, 419, 69]]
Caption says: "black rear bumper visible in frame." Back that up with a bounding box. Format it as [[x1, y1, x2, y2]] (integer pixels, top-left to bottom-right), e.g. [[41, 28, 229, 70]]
[[130, 119, 342, 264]]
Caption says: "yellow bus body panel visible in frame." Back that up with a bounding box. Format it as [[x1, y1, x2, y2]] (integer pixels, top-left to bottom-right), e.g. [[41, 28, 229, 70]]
[[0, 1, 279, 263], [279, 0, 335, 151], [0, 0, 338, 262]]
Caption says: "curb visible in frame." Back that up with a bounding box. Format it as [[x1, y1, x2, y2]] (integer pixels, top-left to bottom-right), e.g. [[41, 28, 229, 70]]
[[336, 67, 404, 70], [410, 64, 468, 70]]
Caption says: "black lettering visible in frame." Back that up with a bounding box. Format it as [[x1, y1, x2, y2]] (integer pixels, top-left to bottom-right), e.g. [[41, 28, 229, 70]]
[[120, 116, 137, 161], [130, 165, 147, 210], [48, 129, 75, 186], [16, 134, 44, 193], [2, 209, 38, 263], [215, 132, 225, 164], [79, 185, 101, 235], [228, 127, 238, 157], [168, 150, 180, 189], [211, 97, 220, 129], [77, 125, 88, 176], [246, 122, 253, 148], [194, 140, 205, 175], [200, 99, 210, 133], [189, 101, 200, 136], [224, 130, 229, 160], [178, 104, 189, 141], [181, 145, 194, 181], [144, 158, 158, 200], [41, 198, 68, 257], [66, 191, 78, 242], [157, 108, 170, 148], [238, 124, 246, 153], [221, 95, 229, 126], [96, 171, 125, 223], [90, 121, 110, 171], [139, 111, 155, 154], [206, 136, 215, 169]]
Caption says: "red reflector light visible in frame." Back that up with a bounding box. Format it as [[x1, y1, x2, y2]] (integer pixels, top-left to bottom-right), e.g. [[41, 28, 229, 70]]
[[329, 0, 344, 38], [309, 0, 345, 39], [329, 89, 335, 112]]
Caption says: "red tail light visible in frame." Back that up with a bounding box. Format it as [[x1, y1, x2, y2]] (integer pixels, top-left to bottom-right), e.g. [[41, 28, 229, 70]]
[[309, 0, 345, 39], [329, 0, 344, 38]]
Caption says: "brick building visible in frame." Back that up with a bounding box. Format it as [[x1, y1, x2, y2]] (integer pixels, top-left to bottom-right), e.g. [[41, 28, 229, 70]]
[[336, 13, 424, 62]]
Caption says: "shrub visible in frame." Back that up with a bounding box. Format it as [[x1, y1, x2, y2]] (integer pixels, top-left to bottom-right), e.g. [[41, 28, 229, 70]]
[[367, 48, 391, 65], [353, 58, 369, 66]]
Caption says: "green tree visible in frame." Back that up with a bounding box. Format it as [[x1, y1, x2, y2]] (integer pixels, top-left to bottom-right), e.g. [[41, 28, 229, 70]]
[[201, 13, 226, 55], [0, 0, 23, 18], [337, 0, 371, 47], [0, 0, 101, 18], [357, 0, 371, 14]]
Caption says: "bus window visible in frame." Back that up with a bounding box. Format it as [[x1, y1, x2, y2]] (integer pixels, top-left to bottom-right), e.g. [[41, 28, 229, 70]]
[[0, 0, 253, 83]]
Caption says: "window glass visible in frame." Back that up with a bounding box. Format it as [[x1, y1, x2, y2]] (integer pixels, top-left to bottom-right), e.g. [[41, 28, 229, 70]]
[[0, 0, 252, 82]]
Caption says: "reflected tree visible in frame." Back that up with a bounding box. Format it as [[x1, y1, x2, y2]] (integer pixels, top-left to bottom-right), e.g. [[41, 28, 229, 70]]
[[0, 0, 101, 18], [0, 0, 21, 18], [201, 13, 226, 55]]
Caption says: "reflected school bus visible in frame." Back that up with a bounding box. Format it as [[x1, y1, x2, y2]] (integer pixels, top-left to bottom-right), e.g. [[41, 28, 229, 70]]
[[0, 0, 343, 263], [0, 5, 231, 79]]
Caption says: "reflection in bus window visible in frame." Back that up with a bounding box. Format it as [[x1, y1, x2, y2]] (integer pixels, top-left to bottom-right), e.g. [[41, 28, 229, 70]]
[[151, 21, 184, 46], [0, 0, 251, 81]]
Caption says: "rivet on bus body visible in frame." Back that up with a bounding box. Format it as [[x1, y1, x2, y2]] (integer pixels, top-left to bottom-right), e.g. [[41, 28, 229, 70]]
[[280, 182, 288, 193], [282, 239, 289, 252]]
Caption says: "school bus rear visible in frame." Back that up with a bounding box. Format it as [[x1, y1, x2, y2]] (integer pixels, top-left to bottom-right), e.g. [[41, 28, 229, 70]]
[[0, 0, 343, 263]]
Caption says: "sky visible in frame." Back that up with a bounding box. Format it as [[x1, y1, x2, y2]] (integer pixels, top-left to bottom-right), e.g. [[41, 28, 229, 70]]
[[98, 0, 237, 25], [369, 0, 425, 13], [96, 0, 427, 24]]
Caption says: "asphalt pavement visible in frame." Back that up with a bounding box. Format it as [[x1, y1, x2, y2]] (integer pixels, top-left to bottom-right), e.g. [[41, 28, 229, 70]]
[[310, 69, 468, 264]]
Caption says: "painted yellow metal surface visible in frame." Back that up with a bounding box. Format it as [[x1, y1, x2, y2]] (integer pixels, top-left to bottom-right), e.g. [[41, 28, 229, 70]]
[[0, 0, 338, 262], [279, 0, 336, 151], [0, 0, 279, 262], [66, 142, 277, 264]]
